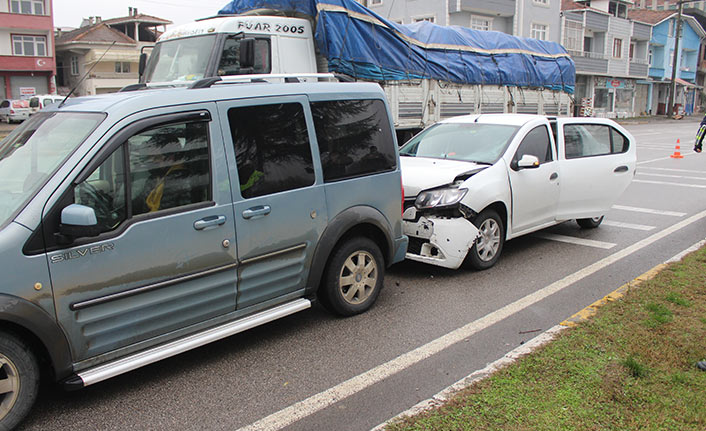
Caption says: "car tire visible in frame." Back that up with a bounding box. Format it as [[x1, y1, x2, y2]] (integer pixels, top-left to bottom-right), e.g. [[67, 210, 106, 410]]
[[466, 209, 505, 270], [577, 216, 604, 229], [0, 332, 39, 431], [319, 237, 384, 317]]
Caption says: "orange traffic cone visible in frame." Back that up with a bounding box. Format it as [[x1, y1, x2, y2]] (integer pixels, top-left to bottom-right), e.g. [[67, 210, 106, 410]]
[[671, 139, 684, 159]]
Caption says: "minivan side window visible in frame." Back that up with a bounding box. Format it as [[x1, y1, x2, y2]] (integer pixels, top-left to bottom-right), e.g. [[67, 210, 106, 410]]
[[228, 103, 314, 199], [311, 99, 396, 182], [74, 120, 211, 233], [564, 124, 627, 159], [514, 125, 552, 165]]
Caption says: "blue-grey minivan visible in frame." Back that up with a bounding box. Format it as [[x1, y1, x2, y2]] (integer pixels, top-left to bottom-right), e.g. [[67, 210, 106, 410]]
[[0, 79, 407, 428]]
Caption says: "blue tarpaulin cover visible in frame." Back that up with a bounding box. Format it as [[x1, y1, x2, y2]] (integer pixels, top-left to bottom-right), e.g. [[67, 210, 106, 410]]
[[219, 0, 575, 93]]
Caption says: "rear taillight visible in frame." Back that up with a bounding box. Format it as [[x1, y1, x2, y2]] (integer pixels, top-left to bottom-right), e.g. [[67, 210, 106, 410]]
[[9, 109, 14, 114]]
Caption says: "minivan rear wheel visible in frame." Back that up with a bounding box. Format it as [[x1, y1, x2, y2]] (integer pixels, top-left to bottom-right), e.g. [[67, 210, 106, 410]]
[[319, 237, 384, 316], [0, 332, 39, 431]]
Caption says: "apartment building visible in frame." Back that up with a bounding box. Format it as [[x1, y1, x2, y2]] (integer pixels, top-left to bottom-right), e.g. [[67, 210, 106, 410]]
[[54, 8, 170, 96], [0, 0, 56, 99], [629, 9, 705, 115], [562, 0, 652, 117]]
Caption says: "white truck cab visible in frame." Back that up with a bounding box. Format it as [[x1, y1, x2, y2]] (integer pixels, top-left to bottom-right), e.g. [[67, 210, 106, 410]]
[[141, 16, 320, 84]]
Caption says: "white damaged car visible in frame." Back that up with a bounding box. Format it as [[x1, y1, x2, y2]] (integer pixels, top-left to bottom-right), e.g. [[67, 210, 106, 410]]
[[400, 114, 636, 270]]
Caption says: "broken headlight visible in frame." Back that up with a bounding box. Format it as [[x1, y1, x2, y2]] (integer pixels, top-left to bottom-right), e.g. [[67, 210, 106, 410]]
[[415, 187, 468, 209]]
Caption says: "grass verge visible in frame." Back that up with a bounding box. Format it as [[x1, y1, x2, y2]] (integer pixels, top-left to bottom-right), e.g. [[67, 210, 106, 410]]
[[386, 247, 706, 431]]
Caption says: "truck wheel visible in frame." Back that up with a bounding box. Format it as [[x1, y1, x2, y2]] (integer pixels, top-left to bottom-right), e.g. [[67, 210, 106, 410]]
[[577, 216, 604, 229], [466, 209, 504, 270], [0, 332, 39, 431], [319, 237, 384, 316]]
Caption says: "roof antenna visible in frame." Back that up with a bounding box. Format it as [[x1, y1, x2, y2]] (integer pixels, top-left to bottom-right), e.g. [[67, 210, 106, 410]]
[[59, 41, 116, 108]]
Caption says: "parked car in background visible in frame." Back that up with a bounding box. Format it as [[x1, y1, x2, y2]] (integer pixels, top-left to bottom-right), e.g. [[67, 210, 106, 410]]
[[0, 99, 30, 123], [0, 77, 407, 429], [400, 114, 636, 270], [28, 94, 64, 115]]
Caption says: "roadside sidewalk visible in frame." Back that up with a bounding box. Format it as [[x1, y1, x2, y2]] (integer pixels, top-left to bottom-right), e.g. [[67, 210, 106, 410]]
[[617, 113, 703, 125]]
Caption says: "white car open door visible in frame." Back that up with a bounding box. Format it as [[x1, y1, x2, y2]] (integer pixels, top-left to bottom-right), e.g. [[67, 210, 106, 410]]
[[554, 118, 636, 221]]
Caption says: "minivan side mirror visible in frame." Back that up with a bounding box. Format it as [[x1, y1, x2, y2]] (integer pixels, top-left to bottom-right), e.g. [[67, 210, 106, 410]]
[[139, 53, 147, 78], [58, 204, 101, 241], [239, 38, 256, 70], [514, 154, 540, 170]]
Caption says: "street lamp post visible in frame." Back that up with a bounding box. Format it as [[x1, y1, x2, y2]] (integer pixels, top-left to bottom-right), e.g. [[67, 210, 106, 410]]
[[666, 0, 700, 118]]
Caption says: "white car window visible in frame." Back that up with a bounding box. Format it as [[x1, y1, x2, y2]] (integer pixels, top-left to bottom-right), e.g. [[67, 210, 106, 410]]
[[514, 125, 552, 164], [400, 123, 518, 164], [564, 124, 615, 159]]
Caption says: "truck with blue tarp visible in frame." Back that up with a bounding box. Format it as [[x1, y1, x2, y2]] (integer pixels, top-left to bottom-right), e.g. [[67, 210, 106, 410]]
[[140, 0, 576, 135]]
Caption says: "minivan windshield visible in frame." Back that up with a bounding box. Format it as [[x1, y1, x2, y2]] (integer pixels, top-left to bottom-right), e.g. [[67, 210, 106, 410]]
[[0, 112, 105, 227], [143, 35, 217, 83], [400, 123, 519, 164]]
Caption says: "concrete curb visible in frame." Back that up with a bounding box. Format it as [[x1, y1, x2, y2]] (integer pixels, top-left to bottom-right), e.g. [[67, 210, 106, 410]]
[[373, 237, 706, 430]]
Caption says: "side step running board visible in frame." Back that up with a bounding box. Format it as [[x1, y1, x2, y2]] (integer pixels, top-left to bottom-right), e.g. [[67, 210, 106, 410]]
[[64, 298, 311, 389]]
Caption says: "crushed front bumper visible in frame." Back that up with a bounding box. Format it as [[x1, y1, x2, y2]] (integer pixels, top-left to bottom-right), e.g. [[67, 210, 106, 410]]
[[402, 214, 479, 270]]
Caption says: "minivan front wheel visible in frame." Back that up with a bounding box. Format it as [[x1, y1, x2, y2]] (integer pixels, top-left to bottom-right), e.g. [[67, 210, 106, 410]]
[[319, 237, 384, 316], [0, 332, 39, 430]]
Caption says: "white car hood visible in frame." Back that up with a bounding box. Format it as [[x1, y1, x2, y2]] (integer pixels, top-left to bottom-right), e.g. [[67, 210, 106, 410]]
[[400, 156, 486, 198]]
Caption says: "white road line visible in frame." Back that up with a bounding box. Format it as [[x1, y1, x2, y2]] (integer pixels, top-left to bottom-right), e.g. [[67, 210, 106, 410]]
[[236, 209, 706, 431], [375, 236, 706, 430], [637, 152, 698, 165], [633, 179, 706, 189], [602, 220, 655, 231], [637, 172, 706, 181], [533, 232, 616, 249], [612, 205, 686, 217], [639, 166, 706, 174]]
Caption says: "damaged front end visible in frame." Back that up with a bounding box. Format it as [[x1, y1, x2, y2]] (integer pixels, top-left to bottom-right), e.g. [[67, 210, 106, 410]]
[[402, 184, 479, 270]]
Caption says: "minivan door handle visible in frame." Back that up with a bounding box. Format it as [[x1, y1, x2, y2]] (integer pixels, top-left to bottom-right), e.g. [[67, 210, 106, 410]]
[[549, 172, 558, 180], [242, 205, 271, 219], [193, 215, 227, 231], [614, 165, 629, 173]]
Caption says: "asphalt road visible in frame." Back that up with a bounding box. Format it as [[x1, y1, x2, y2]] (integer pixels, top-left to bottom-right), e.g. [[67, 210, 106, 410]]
[[18, 117, 706, 430]]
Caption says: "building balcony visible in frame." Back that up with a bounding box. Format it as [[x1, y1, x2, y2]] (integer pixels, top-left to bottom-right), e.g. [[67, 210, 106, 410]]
[[568, 50, 609, 74], [451, 0, 515, 17], [649, 67, 665, 79], [0, 55, 55, 72], [629, 62, 649, 77], [679, 70, 696, 81]]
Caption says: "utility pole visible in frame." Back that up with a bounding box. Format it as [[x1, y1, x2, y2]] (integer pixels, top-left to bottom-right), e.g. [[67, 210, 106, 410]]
[[666, 0, 699, 118]]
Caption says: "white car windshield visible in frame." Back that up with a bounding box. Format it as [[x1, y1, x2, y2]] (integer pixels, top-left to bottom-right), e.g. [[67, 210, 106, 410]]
[[400, 123, 519, 164], [0, 112, 105, 228], [143, 35, 217, 83]]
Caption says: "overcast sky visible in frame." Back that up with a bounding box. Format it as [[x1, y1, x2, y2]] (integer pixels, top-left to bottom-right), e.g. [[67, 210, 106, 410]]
[[53, 0, 233, 28]]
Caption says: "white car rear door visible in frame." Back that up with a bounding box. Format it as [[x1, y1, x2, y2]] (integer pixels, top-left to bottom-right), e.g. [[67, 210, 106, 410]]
[[554, 118, 636, 221]]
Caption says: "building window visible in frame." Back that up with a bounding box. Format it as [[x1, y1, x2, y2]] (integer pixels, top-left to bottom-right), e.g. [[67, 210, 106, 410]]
[[608, 1, 627, 18], [531, 23, 548, 41], [564, 21, 583, 51], [471, 16, 492, 31], [9, 0, 44, 15], [12, 35, 46, 56], [369, 0, 382, 5], [115, 62, 131, 73], [70, 56, 79, 76], [629, 42, 635, 60], [613, 38, 623, 58], [413, 16, 435, 23], [533, 0, 549, 5], [648, 49, 653, 65]]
